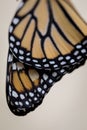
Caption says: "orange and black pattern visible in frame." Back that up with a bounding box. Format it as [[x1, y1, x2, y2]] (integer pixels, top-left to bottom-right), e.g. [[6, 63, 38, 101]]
[[9, 0, 87, 70], [6, 50, 65, 115], [6, 48, 87, 115], [6, 0, 87, 116]]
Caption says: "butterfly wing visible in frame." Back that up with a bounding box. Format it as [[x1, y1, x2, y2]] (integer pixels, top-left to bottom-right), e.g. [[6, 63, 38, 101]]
[[6, 50, 66, 116], [7, 0, 87, 116], [6, 47, 87, 116], [9, 0, 87, 70]]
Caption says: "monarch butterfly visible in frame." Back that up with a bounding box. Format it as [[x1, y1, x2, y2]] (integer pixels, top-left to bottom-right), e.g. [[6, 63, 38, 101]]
[[9, 0, 87, 70], [6, 0, 87, 116]]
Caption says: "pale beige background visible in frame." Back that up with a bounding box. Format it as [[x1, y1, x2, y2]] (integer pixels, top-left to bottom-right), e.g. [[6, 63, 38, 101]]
[[0, 0, 87, 130]]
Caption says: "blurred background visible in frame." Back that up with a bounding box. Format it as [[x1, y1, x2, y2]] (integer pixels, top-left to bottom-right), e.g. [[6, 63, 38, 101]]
[[0, 0, 87, 130]]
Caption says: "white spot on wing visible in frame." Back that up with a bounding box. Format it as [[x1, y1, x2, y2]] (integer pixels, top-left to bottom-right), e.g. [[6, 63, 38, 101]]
[[33, 60, 38, 63], [16, 41, 20, 46], [44, 64, 49, 67], [43, 84, 47, 89], [43, 74, 48, 80], [9, 26, 13, 33], [50, 61, 55, 64], [54, 64, 58, 68], [10, 36, 15, 42], [19, 56, 24, 60], [19, 50, 24, 55], [66, 56, 71, 60], [12, 63, 17, 70], [8, 54, 13, 62], [42, 90, 45, 95], [26, 58, 31, 61], [35, 64, 41, 67], [76, 45, 82, 49], [14, 48, 18, 54], [60, 69, 65, 73], [77, 55, 82, 60], [58, 56, 64, 61], [74, 50, 79, 56], [20, 94, 25, 100], [43, 59, 47, 62], [26, 53, 30, 56], [25, 101, 29, 105], [60, 61, 66, 65], [18, 1, 24, 9], [83, 40, 87, 45], [29, 92, 34, 97], [13, 18, 19, 25], [19, 101, 23, 106], [12, 91, 18, 98], [34, 97, 37, 101], [37, 87, 42, 92], [70, 59, 75, 63], [9, 85, 11, 92], [15, 101, 19, 106], [10, 43, 14, 48], [49, 79, 53, 84], [41, 79, 44, 84], [81, 49, 86, 54], [52, 72, 57, 77]]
